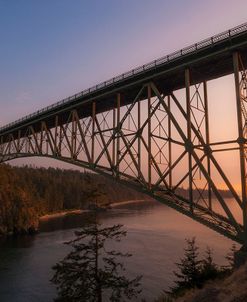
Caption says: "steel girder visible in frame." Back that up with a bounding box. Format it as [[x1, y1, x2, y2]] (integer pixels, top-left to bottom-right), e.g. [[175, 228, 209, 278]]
[[0, 53, 247, 244]]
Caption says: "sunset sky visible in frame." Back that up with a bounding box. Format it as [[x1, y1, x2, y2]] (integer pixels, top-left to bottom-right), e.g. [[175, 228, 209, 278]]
[[1, 0, 247, 189]]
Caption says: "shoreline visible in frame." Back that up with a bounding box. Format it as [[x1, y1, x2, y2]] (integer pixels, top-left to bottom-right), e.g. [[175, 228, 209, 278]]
[[39, 199, 148, 221], [39, 209, 89, 221], [0, 199, 149, 237], [109, 199, 149, 208]]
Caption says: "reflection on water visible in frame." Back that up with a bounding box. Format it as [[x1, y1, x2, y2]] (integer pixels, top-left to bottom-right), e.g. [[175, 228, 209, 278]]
[[0, 199, 240, 302]]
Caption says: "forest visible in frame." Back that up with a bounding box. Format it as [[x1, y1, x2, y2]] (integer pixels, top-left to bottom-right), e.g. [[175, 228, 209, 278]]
[[0, 164, 146, 236], [0, 163, 233, 236]]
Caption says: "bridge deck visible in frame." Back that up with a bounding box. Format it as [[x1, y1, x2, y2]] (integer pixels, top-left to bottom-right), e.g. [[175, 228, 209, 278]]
[[1, 22, 247, 137]]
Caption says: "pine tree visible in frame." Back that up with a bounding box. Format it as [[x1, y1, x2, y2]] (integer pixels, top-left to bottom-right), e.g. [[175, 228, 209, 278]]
[[223, 243, 237, 272], [51, 212, 142, 301], [170, 237, 202, 296], [200, 246, 218, 281], [167, 239, 234, 299]]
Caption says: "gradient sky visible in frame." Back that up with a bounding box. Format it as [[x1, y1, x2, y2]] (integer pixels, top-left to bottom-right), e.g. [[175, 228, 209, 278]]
[[1, 0, 247, 189]]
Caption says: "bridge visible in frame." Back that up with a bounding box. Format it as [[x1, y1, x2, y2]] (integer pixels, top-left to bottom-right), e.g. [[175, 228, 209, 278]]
[[1, 23, 247, 245]]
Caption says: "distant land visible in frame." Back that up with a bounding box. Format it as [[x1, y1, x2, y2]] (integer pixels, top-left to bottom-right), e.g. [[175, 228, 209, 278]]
[[0, 164, 148, 236], [0, 164, 233, 236]]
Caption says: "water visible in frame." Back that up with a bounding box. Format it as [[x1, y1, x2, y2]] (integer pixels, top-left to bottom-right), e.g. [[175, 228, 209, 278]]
[[0, 200, 240, 302]]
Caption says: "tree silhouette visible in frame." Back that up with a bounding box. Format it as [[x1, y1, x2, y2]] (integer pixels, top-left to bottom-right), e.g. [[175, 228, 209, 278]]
[[51, 210, 142, 302], [222, 243, 237, 272], [200, 246, 218, 281], [169, 237, 202, 296]]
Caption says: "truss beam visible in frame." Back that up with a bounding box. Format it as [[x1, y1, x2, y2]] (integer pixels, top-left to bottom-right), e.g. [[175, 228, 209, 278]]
[[0, 59, 246, 245]]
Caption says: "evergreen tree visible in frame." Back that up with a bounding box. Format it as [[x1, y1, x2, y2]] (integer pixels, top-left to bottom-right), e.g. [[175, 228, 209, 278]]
[[166, 239, 238, 299], [200, 246, 218, 281], [223, 243, 237, 271], [51, 213, 142, 301], [170, 237, 202, 296], [0, 164, 146, 235]]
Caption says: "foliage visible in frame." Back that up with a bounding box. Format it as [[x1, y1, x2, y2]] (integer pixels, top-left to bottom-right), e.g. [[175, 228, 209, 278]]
[[200, 246, 219, 281], [0, 164, 146, 235], [51, 214, 142, 302], [224, 243, 237, 270], [170, 237, 202, 296], [168, 238, 236, 299]]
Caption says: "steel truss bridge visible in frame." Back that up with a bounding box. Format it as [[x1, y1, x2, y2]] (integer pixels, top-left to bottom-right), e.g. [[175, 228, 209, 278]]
[[1, 23, 247, 245]]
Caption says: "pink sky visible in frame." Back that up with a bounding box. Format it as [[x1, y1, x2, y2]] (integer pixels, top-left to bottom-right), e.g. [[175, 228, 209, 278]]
[[1, 0, 247, 191]]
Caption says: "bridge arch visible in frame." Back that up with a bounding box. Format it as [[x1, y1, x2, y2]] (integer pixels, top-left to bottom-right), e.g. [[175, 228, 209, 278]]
[[1, 24, 247, 244], [1, 152, 243, 243]]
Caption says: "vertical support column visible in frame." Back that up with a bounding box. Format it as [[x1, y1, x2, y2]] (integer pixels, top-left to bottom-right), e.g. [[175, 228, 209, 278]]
[[46, 136, 48, 155], [71, 111, 76, 159], [26, 133, 29, 154], [31, 129, 37, 154], [58, 124, 62, 156], [0, 135, 5, 156], [8, 135, 12, 155], [168, 95, 172, 189], [138, 98, 141, 180], [185, 69, 193, 212], [0, 135, 3, 154], [55, 115, 59, 156], [112, 107, 116, 166], [91, 102, 96, 164], [233, 52, 247, 245], [116, 93, 121, 177], [203, 81, 212, 210], [40, 125, 44, 154], [74, 113, 78, 159], [148, 84, 152, 189], [17, 130, 21, 153]]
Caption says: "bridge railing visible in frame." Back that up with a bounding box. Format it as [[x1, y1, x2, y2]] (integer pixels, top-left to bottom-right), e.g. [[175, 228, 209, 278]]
[[1, 22, 247, 132]]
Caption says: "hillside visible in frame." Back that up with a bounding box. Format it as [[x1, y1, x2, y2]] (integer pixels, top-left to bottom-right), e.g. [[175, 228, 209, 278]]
[[0, 164, 147, 236], [0, 164, 234, 237], [175, 262, 247, 302]]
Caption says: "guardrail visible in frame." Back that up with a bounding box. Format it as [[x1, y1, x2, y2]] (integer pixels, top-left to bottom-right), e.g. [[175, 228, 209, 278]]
[[1, 22, 247, 132]]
